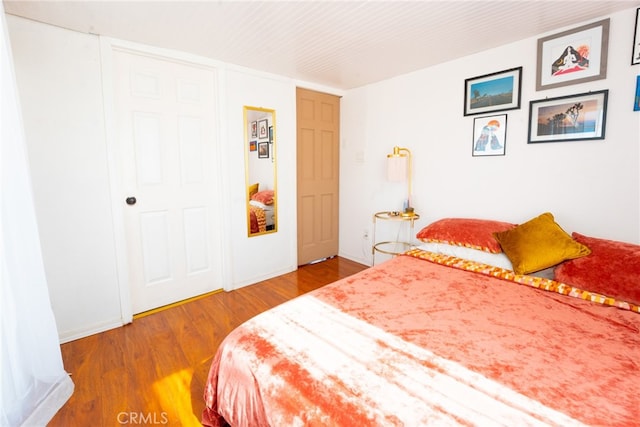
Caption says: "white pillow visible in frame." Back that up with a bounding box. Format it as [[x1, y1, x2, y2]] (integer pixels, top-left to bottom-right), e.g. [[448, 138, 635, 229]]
[[416, 242, 513, 270], [249, 200, 267, 209], [415, 242, 559, 279]]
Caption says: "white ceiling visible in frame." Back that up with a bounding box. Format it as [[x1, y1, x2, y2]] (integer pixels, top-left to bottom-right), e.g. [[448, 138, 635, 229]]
[[4, 1, 640, 90]]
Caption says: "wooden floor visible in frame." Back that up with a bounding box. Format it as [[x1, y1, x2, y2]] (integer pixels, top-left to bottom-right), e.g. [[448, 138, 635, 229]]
[[49, 256, 368, 427]]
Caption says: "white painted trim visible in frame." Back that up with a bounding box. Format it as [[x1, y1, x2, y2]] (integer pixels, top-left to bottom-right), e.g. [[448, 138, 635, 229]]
[[99, 36, 133, 325], [99, 35, 236, 310], [214, 67, 235, 292], [293, 80, 345, 98]]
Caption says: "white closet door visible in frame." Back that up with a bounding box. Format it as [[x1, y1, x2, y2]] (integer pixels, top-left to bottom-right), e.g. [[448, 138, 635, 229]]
[[112, 50, 222, 314]]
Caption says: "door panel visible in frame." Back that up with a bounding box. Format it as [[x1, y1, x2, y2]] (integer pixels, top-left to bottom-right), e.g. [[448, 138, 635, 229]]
[[113, 50, 222, 314], [139, 211, 171, 284], [296, 88, 340, 265]]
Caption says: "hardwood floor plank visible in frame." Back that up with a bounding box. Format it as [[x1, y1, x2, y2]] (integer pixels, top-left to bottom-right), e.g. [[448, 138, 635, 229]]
[[49, 256, 367, 426]]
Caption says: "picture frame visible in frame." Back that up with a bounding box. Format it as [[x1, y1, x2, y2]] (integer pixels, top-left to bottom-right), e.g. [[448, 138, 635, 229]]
[[633, 9, 640, 65], [464, 67, 522, 116], [635, 76, 640, 111], [249, 140, 257, 152], [269, 126, 273, 143], [528, 89, 608, 144], [472, 114, 507, 157], [251, 121, 258, 138], [258, 119, 268, 140], [536, 19, 609, 91], [258, 142, 269, 158]]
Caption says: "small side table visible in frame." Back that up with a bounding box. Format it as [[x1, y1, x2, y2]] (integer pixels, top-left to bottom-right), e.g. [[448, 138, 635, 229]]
[[372, 211, 420, 265]]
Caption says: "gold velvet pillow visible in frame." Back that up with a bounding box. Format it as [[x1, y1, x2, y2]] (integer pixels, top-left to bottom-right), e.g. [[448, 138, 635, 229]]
[[493, 212, 591, 275], [248, 183, 259, 197]]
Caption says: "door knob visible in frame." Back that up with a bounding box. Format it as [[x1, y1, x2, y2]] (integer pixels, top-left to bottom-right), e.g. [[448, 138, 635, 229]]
[[125, 197, 137, 205]]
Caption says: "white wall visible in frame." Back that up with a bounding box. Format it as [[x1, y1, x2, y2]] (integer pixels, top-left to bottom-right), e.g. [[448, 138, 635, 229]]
[[8, 7, 640, 340], [223, 68, 299, 288], [7, 15, 123, 341], [5, 15, 306, 340], [340, 7, 640, 266]]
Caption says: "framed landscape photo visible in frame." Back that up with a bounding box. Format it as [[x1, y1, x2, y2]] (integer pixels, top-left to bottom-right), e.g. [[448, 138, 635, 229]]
[[633, 8, 640, 65], [464, 67, 522, 116], [528, 90, 608, 144], [472, 114, 507, 157], [536, 19, 609, 91]]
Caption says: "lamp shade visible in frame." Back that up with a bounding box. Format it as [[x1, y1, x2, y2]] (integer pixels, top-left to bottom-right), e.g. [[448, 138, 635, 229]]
[[386, 146, 413, 211], [387, 155, 407, 182]]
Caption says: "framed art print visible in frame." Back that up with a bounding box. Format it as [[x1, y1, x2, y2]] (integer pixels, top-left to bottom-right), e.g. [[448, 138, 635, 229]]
[[633, 8, 640, 65], [464, 67, 522, 116], [472, 114, 507, 156], [536, 19, 609, 90], [635, 76, 640, 111], [258, 119, 268, 140], [251, 121, 258, 138], [258, 142, 269, 158], [528, 90, 608, 143]]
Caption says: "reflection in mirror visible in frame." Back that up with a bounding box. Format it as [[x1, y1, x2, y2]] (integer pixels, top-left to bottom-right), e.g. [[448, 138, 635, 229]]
[[244, 106, 277, 237]]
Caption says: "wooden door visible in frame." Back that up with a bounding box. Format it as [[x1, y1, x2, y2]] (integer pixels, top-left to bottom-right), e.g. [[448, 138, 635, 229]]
[[112, 50, 223, 314], [296, 88, 340, 265]]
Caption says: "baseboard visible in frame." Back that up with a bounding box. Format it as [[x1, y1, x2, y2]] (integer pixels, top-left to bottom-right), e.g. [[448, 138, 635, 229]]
[[229, 265, 298, 291], [337, 251, 372, 268], [58, 318, 125, 344]]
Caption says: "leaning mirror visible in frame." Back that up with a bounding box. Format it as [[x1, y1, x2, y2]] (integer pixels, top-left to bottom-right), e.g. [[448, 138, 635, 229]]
[[244, 106, 277, 236]]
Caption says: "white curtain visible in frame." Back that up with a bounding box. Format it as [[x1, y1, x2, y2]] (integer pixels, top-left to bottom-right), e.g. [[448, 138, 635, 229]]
[[1, 5, 74, 426]]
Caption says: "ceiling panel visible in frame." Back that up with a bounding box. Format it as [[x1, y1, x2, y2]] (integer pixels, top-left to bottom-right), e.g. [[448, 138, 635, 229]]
[[4, 1, 639, 89]]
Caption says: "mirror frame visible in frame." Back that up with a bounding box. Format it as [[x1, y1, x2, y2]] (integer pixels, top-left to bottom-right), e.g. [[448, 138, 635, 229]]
[[244, 106, 277, 237]]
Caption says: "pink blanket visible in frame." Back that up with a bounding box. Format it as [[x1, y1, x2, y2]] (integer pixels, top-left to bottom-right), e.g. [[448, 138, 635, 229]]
[[203, 252, 640, 426]]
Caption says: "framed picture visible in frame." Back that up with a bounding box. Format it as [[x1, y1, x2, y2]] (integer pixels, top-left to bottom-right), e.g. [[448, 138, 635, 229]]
[[633, 9, 640, 65], [528, 90, 608, 143], [472, 114, 507, 157], [536, 19, 609, 91], [269, 126, 273, 143], [249, 140, 257, 152], [258, 142, 269, 158], [635, 76, 640, 111], [464, 67, 522, 116], [251, 121, 258, 138], [258, 119, 268, 140]]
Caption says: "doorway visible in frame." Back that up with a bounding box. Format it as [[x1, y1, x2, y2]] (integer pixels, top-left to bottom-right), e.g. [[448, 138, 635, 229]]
[[296, 88, 340, 265], [112, 49, 224, 314]]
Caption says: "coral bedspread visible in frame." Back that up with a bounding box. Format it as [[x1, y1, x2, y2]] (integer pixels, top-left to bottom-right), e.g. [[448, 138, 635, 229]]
[[249, 205, 267, 234], [202, 251, 639, 426]]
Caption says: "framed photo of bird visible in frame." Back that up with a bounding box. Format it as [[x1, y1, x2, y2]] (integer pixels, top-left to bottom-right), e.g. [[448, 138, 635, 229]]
[[536, 19, 609, 91], [528, 90, 608, 143]]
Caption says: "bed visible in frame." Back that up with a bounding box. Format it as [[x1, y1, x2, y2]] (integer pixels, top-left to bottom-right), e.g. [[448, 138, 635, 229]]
[[248, 188, 275, 234], [203, 213, 640, 426]]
